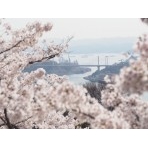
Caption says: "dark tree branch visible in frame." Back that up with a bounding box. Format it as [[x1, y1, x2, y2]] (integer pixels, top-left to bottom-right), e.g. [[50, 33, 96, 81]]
[[0, 117, 7, 126], [28, 53, 59, 66], [49, 101, 95, 120], [0, 109, 32, 129], [72, 109, 95, 120], [0, 123, 5, 127], [0, 108, 19, 129], [15, 116, 32, 125], [0, 40, 23, 55], [4, 108, 12, 128]]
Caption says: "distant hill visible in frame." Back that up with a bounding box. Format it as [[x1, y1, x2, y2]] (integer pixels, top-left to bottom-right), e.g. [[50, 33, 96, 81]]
[[66, 37, 137, 54], [84, 55, 137, 83], [24, 60, 91, 76]]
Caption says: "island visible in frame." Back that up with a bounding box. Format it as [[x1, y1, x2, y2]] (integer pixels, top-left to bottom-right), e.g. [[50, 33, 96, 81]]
[[84, 55, 137, 83], [23, 60, 91, 76]]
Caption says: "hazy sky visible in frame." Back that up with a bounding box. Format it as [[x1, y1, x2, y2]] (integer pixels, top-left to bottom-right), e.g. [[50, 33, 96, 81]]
[[6, 18, 148, 39]]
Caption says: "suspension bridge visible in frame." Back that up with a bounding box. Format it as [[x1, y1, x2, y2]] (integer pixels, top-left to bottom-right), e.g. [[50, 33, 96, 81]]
[[36, 56, 111, 71]]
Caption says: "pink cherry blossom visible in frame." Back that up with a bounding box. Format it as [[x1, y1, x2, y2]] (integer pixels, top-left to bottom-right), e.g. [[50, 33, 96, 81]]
[[0, 18, 148, 129]]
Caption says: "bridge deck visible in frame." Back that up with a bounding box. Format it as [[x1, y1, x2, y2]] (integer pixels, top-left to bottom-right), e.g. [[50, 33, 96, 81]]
[[33, 65, 111, 67]]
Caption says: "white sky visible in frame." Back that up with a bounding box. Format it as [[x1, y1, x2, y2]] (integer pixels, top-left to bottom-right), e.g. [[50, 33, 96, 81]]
[[6, 18, 148, 39]]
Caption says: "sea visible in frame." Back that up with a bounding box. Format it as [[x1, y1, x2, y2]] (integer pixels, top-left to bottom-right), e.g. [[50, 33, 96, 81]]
[[54, 53, 128, 84], [55, 53, 126, 83], [54, 53, 148, 101]]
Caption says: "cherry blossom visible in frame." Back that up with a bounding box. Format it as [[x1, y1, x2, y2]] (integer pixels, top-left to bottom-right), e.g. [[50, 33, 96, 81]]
[[0, 18, 148, 129]]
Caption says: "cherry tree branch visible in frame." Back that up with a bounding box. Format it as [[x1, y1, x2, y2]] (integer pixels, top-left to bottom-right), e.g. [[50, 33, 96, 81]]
[[0, 40, 24, 55], [0, 108, 32, 129]]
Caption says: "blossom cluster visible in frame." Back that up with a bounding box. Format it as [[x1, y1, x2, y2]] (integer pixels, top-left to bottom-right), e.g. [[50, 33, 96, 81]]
[[0, 19, 148, 129]]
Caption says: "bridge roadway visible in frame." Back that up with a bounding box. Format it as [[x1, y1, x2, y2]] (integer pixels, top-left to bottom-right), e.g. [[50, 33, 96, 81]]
[[35, 64, 111, 67]]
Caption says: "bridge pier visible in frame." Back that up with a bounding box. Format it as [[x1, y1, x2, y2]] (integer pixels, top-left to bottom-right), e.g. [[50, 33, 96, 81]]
[[97, 66, 100, 71]]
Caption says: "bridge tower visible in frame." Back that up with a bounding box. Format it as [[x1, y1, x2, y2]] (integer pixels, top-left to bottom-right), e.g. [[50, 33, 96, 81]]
[[97, 56, 100, 71]]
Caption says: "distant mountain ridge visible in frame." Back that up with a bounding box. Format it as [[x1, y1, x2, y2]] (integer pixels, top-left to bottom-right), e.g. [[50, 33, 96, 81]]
[[67, 37, 137, 54]]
